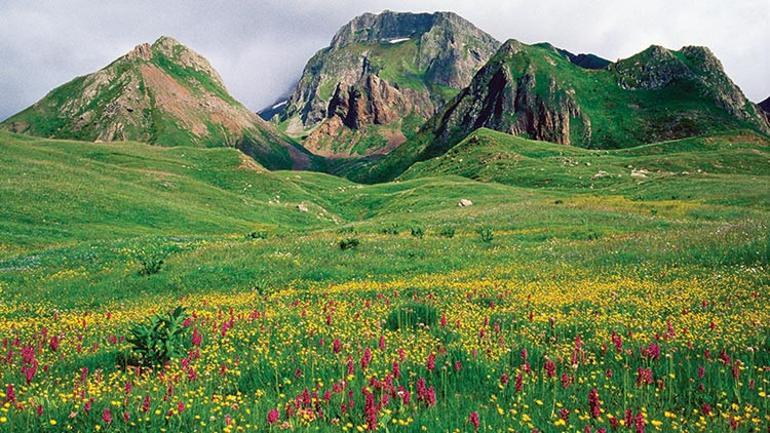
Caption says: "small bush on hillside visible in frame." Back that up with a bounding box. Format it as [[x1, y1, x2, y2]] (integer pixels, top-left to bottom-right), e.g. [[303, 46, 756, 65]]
[[127, 306, 189, 366], [411, 226, 425, 239], [246, 231, 268, 240], [478, 227, 494, 243], [385, 302, 438, 331], [381, 225, 400, 235], [137, 252, 166, 276], [439, 226, 456, 238], [339, 238, 360, 251]]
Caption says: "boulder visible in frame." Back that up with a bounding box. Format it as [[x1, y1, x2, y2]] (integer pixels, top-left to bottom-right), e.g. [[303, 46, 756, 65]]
[[458, 199, 473, 207]]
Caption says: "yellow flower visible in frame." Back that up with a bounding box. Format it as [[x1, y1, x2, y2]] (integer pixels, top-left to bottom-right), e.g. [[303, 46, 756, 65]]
[[50, 419, 57, 426], [0, 416, 7, 423]]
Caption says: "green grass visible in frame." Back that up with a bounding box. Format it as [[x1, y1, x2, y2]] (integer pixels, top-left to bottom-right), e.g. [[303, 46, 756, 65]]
[[1, 129, 767, 307], [0, 129, 768, 432]]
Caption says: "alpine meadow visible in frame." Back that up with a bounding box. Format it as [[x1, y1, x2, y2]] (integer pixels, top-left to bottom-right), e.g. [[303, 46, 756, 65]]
[[0, 6, 769, 433]]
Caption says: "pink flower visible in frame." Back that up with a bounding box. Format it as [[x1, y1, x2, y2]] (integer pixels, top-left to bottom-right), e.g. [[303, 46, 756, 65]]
[[191, 328, 203, 347], [544, 358, 556, 378], [469, 411, 480, 431], [267, 408, 279, 424], [392, 361, 401, 378], [426, 353, 436, 372], [364, 390, 377, 430], [5, 384, 15, 403], [636, 367, 653, 387], [361, 347, 372, 370], [49, 335, 61, 352], [588, 388, 601, 418], [102, 408, 113, 424]]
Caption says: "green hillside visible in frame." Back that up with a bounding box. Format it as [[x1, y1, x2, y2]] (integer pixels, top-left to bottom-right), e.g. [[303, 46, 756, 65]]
[[1, 129, 767, 304], [1, 37, 311, 170], [401, 128, 770, 207], [1, 128, 768, 433], [349, 41, 769, 183]]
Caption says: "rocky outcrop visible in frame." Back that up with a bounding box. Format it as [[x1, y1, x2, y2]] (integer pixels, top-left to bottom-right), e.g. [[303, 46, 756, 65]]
[[612, 45, 769, 133], [279, 10, 500, 156], [757, 97, 770, 123], [358, 39, 770, 183], [2, 36, 311, 170], [425, 40, 591, 156]]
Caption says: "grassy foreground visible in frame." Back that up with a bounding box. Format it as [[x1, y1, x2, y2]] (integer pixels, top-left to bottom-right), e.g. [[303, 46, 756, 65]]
[[0, 131, 768, 432]]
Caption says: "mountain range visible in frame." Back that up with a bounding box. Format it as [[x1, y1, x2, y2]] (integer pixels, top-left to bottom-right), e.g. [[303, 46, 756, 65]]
[[2, 11, 768, 182]]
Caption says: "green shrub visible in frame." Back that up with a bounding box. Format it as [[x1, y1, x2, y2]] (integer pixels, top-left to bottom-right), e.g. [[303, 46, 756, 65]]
[[439, 226, 456, 238], [127, 306, 190, 366], [380, 225, 400, 235], [246, 231, 268, 240], [137, 252, 165, 276], [411, 226, 425, 239], [339, 238, 360, 251], [478, 227, 494, 243], [385, 302, 438, 331]]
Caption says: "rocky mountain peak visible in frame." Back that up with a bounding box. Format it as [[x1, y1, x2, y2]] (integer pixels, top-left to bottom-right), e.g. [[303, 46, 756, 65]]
[[279, 10, 500, 157], [126, 42, 153, 61]]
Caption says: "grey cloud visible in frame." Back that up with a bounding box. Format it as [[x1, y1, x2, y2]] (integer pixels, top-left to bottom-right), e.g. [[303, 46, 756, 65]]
[[1, 0, 768, 120]]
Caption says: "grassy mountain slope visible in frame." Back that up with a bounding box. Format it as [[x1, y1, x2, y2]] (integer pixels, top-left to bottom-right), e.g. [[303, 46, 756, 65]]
[[401, 128, 770, 207], [1, 121, 767, 302], [1, 37, 313, 170], [0, 131, 533, 257], [350, 41, 769, 182], [0, 131, 335, 255]]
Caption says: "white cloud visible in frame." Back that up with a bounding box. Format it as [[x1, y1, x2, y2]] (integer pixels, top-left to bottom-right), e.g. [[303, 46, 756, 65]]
[[1, 0, 768, 120]]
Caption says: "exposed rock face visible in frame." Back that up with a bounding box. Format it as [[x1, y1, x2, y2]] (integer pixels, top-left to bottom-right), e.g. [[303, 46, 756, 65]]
[[758, 97, 770, 122], [1, 36, 311, 170], [613, 45, 767, 128], [357, 39, 770, 182], [427, 40, 769, 154], [280, 10, 500, 157], [425, 40, 591, 156]]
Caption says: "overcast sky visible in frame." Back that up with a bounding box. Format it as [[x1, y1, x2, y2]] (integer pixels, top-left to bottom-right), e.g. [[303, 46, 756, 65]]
[[1, 0, 768, 120]]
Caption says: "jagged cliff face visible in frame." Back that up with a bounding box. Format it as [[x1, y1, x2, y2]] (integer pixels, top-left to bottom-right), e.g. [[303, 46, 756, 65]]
[[2, 37, 311, 170], [428, 41, 588, 155], [352, 39, 770, 183], [758, 97, 770, 123], [424, 40, 770, 156], [280, 10, 500, 157]]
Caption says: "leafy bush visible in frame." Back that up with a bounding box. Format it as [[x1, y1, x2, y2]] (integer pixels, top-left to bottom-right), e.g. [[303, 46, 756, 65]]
[[381, 225, 400, 235], [127, 306, 190, 366], [339, 238, 360, 250], [439, 226, 456, 238], [411, 226, 425, 239], [478, 227, 494, 243], [246, 231, 268, 240], [137, 253, 165, 276], [385, 302, 438, 331]]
